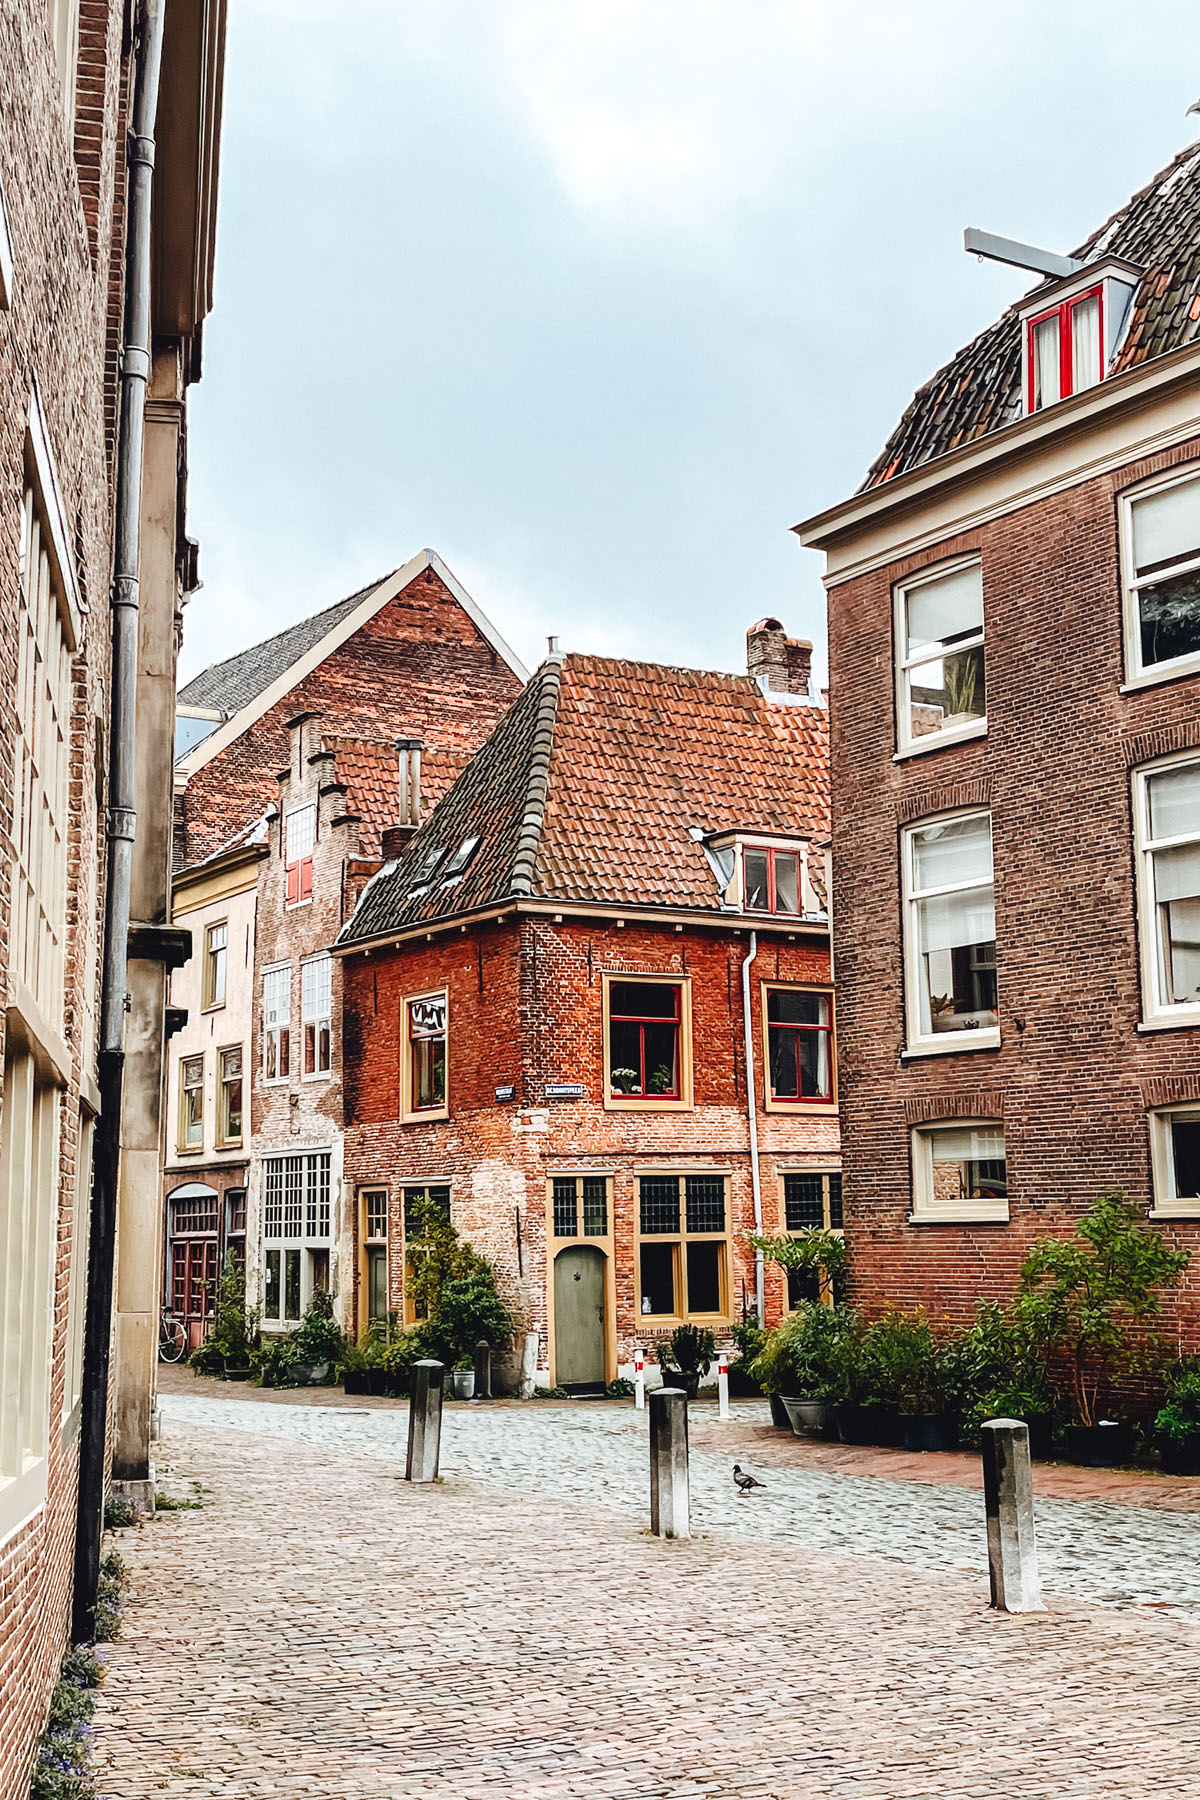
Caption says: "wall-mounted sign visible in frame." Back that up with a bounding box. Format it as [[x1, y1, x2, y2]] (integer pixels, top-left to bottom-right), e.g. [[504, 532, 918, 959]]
[[494, 1085, 516, 1103], [545, 1083, 584, 1099]]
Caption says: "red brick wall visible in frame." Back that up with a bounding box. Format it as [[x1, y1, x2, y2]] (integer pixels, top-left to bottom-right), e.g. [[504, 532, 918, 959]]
[[178, 566, 523, 865], [342, 915, 839, 1373], [0, 4, 128, 1790], [827, 432, 1200, 1352]]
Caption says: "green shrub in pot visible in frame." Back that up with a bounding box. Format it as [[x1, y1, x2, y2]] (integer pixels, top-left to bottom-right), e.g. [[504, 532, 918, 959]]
[[1156, 1362, 1200, 1474]]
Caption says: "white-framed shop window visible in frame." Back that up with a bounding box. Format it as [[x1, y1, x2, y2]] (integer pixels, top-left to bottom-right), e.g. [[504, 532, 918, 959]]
[[894, 559, 986, 754], [1150, 1107, 1200, 1218], [901, 811, 999, 1053], [1121, 465, 1200, 688], [263, 963, 291, 1083], [1135, 754, 1200, 1025], [911, 1122, 1008, 1223], [261, 1151, 332, 1328], [301, 954, 333, 1079]]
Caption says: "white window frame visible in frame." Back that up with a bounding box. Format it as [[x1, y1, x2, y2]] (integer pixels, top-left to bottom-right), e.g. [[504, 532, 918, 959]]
[[284, 804, 316, 908], [910, 1122, 1009, 1224], [1120, 465, 1200, 691], [1149, 1106, 1200, 1219], [0, 1054, 60, 1541], [893, 558, 987, 757], [1134, 752, 1200, 1028], [263, 962, 292, 1084], [261, 1150, 333, 1331], [216, 1044, 244, 1148], [901, 809, 1000, 1055], [301, 954, 333, 1081], [48, 0, 81, 131], [178, 1053, 204, 1153]]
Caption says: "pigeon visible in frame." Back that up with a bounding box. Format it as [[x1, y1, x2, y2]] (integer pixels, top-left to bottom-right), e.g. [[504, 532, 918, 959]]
[[732, 1464, 766, 1494]]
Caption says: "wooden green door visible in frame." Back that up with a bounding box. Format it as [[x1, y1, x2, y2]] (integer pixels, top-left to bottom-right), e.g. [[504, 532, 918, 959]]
[[553, 1245, 606, 1386]]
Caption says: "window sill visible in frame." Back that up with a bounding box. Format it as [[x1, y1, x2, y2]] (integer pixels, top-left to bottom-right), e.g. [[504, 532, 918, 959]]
[[1138, 1015, 1200, 1034], [908, 1209, 1010, 1226], [284, 899, 313, 911], [1148, 1208, 1200, 1222], [200, 1002, 226, 1016], [401, 1109, 450, 1125], [901, 1030, 1001, 1060], [301, 1071, 333, 1083], [764, 1098, 838, 1115], [215, 1140, 243, 1153], [263, 1077, 292, 1087], [893, 719, 988, 762], [604, 1098, 694, 1113], [175, 1145, 204, 1157], [1120, 657, 1200, 696]]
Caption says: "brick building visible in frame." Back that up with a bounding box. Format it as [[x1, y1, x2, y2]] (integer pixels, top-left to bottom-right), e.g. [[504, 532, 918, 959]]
[[334, 626, 836, 1388], [796, 147, 1200, 1340], [163, 555, 525, 1343], [0, 0, 225, 1790]]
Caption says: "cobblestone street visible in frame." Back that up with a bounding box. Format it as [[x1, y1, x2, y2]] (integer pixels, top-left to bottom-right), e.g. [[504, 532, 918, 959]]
[[90, 1383, 1200, 1800]]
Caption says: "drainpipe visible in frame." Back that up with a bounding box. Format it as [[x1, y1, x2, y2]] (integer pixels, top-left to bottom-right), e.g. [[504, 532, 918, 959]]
[[740, 932, 765, 1326], [73, 0, 166, 1640]]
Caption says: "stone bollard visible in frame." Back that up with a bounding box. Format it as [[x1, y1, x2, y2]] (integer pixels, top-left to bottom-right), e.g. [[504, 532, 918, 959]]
[[519, 1331, 539, 1400], [981, 1418, 1045, 1613], [405, 1359, 445, 1484], [717, 1353, 730, 1421], [473, 1338, 492, 1401], [634, 1349, 645, 1410], [649, 1387, 690, 1540]]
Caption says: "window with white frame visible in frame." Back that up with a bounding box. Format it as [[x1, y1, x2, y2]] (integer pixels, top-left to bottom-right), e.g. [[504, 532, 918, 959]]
[[302, 955, 333, 1078], [1122, 468, 1200, 681], [47, 0, 80, 128], [284, 804, 316, 906], [1150, 1108, 1200, 1217], [903, 812, 998, 1050], [402, 993, 447, 1118], [203, 920, 227, 1010], [217, 1046, 243, 1147], [262, 1151, 332, 1327], [1136, 757, 1200, 1020], [911, 1123, 1008, 1222], [263, 964, 291, 1082], [63, 1111, 93, 1419], [895, 561, 985, 751]]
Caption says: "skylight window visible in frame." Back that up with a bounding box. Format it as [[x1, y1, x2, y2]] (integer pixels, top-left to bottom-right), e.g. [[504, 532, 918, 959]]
[[442, 835, 480, 877], [409, 844, 446, 888]]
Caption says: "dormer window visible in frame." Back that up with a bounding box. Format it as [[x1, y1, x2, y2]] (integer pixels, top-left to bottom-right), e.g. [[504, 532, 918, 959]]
[[1019, 260, 1138, 418], [743, 845, 802, 915], [442, 836, 479, 877]]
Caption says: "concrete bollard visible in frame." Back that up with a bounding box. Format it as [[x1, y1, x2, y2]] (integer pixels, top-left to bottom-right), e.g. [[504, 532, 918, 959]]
[[981, 1418, 1045, 1613], [649, 1387, 690, 1540], [405, 1359, 445, 1484], [634, 1349, 645, 1410], [717, 1353, 730, 1421], [519, 1330, 539, 1399], [473, 1338, 492, 1400]]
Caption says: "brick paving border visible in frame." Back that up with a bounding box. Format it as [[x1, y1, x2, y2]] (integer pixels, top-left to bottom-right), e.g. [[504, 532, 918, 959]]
[[92, 1408, 1200, 1800]]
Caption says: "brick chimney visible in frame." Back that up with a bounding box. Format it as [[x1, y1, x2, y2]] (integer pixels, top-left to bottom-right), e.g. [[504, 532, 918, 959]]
[[746, 618, 812, 699]]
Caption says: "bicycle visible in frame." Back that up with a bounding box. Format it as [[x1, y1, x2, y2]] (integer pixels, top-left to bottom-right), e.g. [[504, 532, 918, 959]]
[[158, 1308, 188, 1364]]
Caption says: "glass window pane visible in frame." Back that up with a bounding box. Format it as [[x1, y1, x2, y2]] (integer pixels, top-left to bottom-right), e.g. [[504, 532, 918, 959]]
[[1158, 893, 1200, 1006], [784, 1174, 824, 1231], [773, 853, 800, 914], [1139, 571, 1200, 669], [367, 1247, 388, 1324], [908, 642, 985, 738], [264, 1247, 280, 1321], [1070, 292, 1100, 391], [639, 1243, 675, 1315], [284, 1248, 302, 1320], [911, 815, 992, 892], [552, 1178, 577, 1237], [639, 1177, 680, 1235], [769, 1023, 799, 1099], [786, 1266, 821, 1309], [581, 1178, 607, 1235], [904, 565, 983, 654], [412, 1036, 446, 1109], [685, 1176, 725, 1234], [928, 1128, 1006, 1208], [685, 1241, 722, 1314], [1132, 477, 1200, 576], [768, 989, 826, 1025], [797, 1027, 831, 1099], [608, 1018, 643, 1094], [642, 1021, 678, 1096], [1032, 314, 1059, 409], [610, 982, 678, 1019], [1147, 764, 1200, 843], [743, 850, 769, 910], [828, 1173, 843, 1229], [1171, 1116, 1200, 1200]]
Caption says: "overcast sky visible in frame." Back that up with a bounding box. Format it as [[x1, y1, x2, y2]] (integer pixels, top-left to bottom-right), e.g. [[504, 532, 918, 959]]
[[181, 1, 1200, 689]]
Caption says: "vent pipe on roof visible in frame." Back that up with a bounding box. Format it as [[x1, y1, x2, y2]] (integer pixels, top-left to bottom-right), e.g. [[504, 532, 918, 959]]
[[547, 635, 560, 658], [397, 737, 422, 827]]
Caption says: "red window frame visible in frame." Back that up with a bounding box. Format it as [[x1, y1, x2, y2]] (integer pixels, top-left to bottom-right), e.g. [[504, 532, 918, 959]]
[[607, 982, 682, 1101], [406, 995, 447, 1114], [765, 987, 835, 1106], [1025, 284, 1104, 413], [171, 1238, 218, 1320], [743, 846, 803, 916]]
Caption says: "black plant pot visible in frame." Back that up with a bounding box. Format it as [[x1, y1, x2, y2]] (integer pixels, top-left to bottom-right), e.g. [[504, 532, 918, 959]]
[[781, 1396, 829, 1436], [660, 1371, 700, 1401], [367, 1369, 393, 1397], [902, 1413, 958, 1453], [342, 1370, 369, 1395], [1160, 1436, 1200, 1476], [223, 1367, 252, 1383], [727, 1366, 762, 1398], [1063, 1421, 1132, 1468], [769, 1393, 791, 1429], [836, 1403, 901, 1446]]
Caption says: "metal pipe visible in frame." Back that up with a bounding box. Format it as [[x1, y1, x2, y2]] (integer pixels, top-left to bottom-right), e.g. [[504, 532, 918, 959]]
[[740, 932, 764, 1326], [73, 0, 166, 1640]]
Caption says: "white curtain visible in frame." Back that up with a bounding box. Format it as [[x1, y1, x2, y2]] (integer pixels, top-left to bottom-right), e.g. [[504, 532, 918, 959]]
[[917, 890, 995, 954], [931, 1126, 1005, 1165], [1070, 293, 1101, 392], [905, 565, 983, 655], [1132, 476, 1200, 576], [911, 814, 992, 892], [1148, 763, 1200, 843], [1032, 316, 1059, 408]]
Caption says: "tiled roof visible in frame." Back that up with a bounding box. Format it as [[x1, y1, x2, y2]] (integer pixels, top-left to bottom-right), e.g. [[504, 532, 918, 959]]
[[178, 573, 396, 714], [338, 653, 829, 946], [864, 143, 1200, 489]]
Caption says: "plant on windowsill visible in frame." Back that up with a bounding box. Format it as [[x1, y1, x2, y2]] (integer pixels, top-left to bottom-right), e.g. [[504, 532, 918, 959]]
[[1017, 1190, 1189, 1467], [940, 647, 981, 729], [647, 1066, 674, 1095], [657, 1323, 716, 1400], [609, 1067, 641, 1095], [1155, 1361, 1200, 1476], [188, 1255, 258, 1380]]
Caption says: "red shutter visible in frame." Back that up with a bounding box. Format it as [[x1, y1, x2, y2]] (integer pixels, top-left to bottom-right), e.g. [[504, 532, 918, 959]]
[[299, 855, 313, 902], [286, 859, 300, 905]]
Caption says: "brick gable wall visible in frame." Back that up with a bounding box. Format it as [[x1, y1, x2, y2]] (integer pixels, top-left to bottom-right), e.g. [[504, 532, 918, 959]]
[[827, 432, 1200, 1358], [177, 566, 523, 866]]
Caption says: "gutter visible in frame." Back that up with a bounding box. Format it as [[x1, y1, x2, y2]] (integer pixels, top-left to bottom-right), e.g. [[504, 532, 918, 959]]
[[73, 0, 166, 1640], [740, 931, 765, 1327]]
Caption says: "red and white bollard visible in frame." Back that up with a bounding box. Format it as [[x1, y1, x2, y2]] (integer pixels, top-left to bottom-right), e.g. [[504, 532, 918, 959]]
[[718, 1353, 730, 1421], [634, 1349, 645, 1410]]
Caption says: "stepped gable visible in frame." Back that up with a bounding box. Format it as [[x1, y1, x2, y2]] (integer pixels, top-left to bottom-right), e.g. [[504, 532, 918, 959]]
[[864, 144, 1200, 488]]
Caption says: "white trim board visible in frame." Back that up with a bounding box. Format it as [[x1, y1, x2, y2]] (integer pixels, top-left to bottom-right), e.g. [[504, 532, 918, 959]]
[[176, 550, 529, 782]]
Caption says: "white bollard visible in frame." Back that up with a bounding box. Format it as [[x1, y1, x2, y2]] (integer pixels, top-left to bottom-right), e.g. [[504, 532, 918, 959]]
[[634, 1349, 645, 1410], [717, 1353, 730, 1421], [649, 1387, 690, 1539], [981, 1418, 1045, 1613]]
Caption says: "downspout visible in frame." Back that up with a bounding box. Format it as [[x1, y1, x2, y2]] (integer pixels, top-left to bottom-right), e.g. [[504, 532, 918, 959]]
[[73, 0, 166, 1639], [740, 932, 764, 1326]]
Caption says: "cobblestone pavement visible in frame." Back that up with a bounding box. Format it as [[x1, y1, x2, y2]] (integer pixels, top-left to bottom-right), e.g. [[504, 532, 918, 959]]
[[92, 1399, 1200, 1800], [155, 1387, 1200, 1613]]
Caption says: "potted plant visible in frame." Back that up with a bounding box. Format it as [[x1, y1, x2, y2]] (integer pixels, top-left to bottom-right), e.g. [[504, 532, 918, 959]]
[[658, 1323, 715, 1400], [1018, 1191, 1189, 1467], [1156, 1361, 1200, 1475], [278, 1289, 346, 1387], [406, 1200, 514, 1380], [451, 1358, 476, 1399], [890, 1309, 957, 1452], [947, 1302, 1057, 1456], [726, 1318, 766, 1398], [188, 1255, 257, 1380], [752, 1303, 856, 1435], [827, 1308, 911, 1445], [750, 1227, 849, 1309]]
